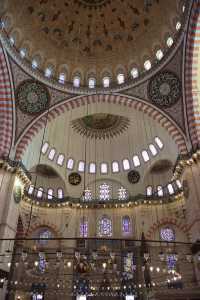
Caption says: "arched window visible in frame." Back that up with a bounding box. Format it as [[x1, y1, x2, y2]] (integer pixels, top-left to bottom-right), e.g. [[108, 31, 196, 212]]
[[99, 183, 110, 201], [57, 188, 64, 199], [20, 48, 27, 58], [142, 150, 150, 162], [47, 188, 53, 200], [28, 185, 34, 195], [131, 68, 139, 79], [160, 227, 175, 242], [59, 73, 66, 84], [100, 162, 108, 174], [37, 187, 43, 198], [32, 59, 38, 69], [133, 155, 140, 167], [156, 49, 163, 60], [48, 148, 56, 160], [122, 159, 130, 171], [146, 186, 153, 196], [67, 158, 74, 170], [167, 37, 173, 47], [155, 137, 164, 149], [157, 185, 163, 197], [98, 215, 112, 237], [88, 78, 96, 89], [78, 161, 85, 172], [167, 183, 174, 195], [176, 180, 182, 189], [57, 154, 65, 166], [149, 144, 158, 156], [103, 77, 110, 88], [73, 76, 81, 88], [118, 186, 127, 201], [9, 36, 15, 45], [45, 67, 52, 78], [122, 216, 131, 235], [112, 161, 119, 173], [144, 60, 151, 70], [89, 162, 96, 174], [80, 218, 88, 237], [41, 142, 49, 154], [39, 229, 52, 246], [117, 73, 125, 84]]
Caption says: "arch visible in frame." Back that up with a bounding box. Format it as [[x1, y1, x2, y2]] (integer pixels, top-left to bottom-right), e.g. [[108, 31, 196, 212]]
[[146, 217, 190, 240], [15, 94, 188, 159], [0, 44, 13, 157], [185, 0, 200, 148]]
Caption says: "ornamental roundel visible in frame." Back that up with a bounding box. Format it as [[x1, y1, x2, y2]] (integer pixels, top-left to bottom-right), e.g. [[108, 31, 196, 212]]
[[68, 172, 82, 186], [148, 71, 181, 108], [16, 80, 50, 114], [127, 170, 140, 184]]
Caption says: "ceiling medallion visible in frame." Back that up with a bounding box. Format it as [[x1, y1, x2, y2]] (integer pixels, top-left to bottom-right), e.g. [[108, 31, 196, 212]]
[[71, 113, 130, 139], [75, 0, 110, 8], [148, 71, 181, 108], [128, 170, 140, 184], [16, 80, 50, 115]]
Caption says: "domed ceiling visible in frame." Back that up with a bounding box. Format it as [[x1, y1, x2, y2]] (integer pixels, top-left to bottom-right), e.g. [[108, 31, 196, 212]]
[[3, 0, 183, 85]]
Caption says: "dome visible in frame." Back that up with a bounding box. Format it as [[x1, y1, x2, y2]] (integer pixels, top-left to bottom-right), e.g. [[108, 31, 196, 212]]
[[1, 0, 184, 87]]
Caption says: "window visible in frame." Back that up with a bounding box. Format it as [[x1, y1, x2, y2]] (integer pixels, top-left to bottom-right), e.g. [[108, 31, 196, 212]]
[[88, 78, 96, 89], [9, 36, 15, 45], [80, 218, 88, 237], [122, 216, 131, 235], [122, 159, 130, 170], [57, 188, 64, 199], [167, 183, 174, 195], [167, 37, 173, 47], [142, 150, 150, 162], [155, 137, 163, 149], [39, 229, 52, 245], [48, 148, 56, 160], [20, 48, 26, 58], [67, 158, 74, 170], [133, 155, 140, 167], [78, 161, 85, 172], [37, 187, 43, 198], [157, 186, 163, 197], [45, 67, 52, 78], [47, 188, 53, 200], [176, 22, 181, 31], [176, 180, 182, 189], [144, 60, 151, 70], [99, 183, 110, 201], [117, 73, 125, 84], [59, 73, 66, 84], [89, 162, 96, 174], [160, 227, 175, 242], [103, 77, 110, 88], [57, 154, 65, 166], [28, 185, 34, 195], [73, 76, 81, 88], [156, 49, 163, 60], [98, 216, 112, 237], [77, 296, 86, 300], [149, 144, 158, 156], [131, 68, 139, 79], [112, 161, 119, 173], [32, 59, 38, 69], [126, 296, 134, 300], [146, 186, 153, 196], [82, 188, 92, 201], [41, 142, 49, 154], [100, 162, 108, 174], [118, 187, 127, 201]]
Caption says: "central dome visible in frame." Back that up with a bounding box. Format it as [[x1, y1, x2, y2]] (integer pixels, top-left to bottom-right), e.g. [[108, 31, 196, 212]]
[[2, 0, 183, 86]]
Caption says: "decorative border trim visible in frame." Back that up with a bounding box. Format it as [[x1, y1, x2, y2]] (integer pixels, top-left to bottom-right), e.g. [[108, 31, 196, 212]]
[[185, 0, 200, 148], [15, 94, 188, 159], [0, 43, 13, 157]]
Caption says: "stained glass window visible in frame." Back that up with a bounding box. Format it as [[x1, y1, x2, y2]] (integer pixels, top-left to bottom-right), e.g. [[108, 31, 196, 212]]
[[99, 183, 110, 201], [98, 216, 112, 237], [160, 227, 175, 242], [39, 229, 52, 246], [80, 218, 88, 237], [82, 188, 92, 201], [122, 216, 131, 234], [118, 187, 128, 201]]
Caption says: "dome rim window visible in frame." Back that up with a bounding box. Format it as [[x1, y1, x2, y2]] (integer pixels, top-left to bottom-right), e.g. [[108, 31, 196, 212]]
[[112, 161, 120, 173], [117, 73, 125, 85], [88, 77, 96, 89], [102, 76, 110, 88], [48, 148, 56, 161], [73, 76, 81, 88], [144, 60, 151, 71]]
